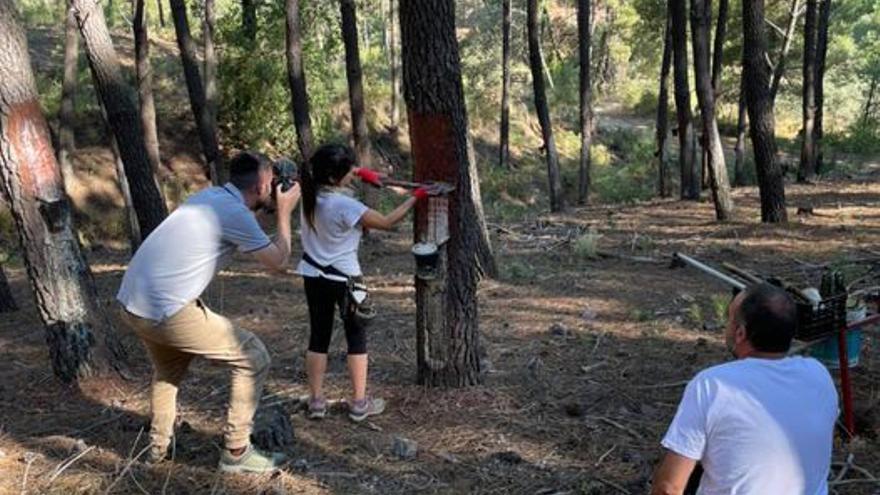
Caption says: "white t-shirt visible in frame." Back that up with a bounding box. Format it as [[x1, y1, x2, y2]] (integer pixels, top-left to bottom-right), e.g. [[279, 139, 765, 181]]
[[117, 184, 271, 321], [662, 356, 838, 495], [296, 189, 368, 281]]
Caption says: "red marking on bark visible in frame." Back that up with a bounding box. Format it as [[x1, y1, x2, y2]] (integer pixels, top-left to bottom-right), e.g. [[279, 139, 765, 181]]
[[408, 111, 457, 241], [8, 100, 63, 199]]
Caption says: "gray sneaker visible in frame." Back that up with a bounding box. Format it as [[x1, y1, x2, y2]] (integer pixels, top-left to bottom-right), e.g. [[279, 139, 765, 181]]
[[218, 444, 286, 474], [307, 397, 327, 420], [348, 396, 386, 423]]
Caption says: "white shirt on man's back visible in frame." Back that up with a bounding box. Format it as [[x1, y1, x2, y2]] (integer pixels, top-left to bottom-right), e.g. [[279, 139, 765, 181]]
[[296, 189, 368, 281], [662, 356, 838, 495]]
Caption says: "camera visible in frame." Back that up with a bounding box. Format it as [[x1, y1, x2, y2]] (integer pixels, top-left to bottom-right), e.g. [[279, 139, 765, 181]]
[[272, 158, 298, 194]]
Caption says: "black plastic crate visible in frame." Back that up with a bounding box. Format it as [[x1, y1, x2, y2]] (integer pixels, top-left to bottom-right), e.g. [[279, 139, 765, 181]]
[[795, 292, 847, 341]]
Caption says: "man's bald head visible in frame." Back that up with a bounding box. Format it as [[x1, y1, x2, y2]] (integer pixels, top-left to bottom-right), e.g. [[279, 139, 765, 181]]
[[731, 283, 798, 353]]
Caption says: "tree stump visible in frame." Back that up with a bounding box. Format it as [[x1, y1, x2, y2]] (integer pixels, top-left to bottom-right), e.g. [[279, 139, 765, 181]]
[[250, 405, 295, 451]]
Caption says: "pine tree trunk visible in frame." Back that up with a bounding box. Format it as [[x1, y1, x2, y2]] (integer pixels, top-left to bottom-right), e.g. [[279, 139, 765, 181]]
[[169, 0, 221, 184], [156, 0, 165, 27], [692, 0, 733, 220], [577, 0, 592, 205], [204, 0, 218, 149], [134, 0, 163, 176], [769, 0, 803, 102], [0, 262, 17, 313], [339, 0, 375, 205], [285, 0, 313, 162], [241, 0, 256, 43], [71, 0, 169, 238], [799, 0, 818, 182], [527, 0, 563, 212], [0, 0, 127, 381], [711, 0, 728, 95], [498, 0, 511, 169], [657, 15, 672, 198], [671, 0, 697, 199], [388, 0, 400, 131], [733, 74, 748, 187], [110, 134, 142, 251], [400, 0, 495, 387], [58, 6, 78, 186], [814, 0, 831, 172], [743, 0, 787, 222]]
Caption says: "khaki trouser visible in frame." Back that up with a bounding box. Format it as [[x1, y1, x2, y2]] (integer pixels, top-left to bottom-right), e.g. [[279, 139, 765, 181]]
[[119, 300, 270, 451]]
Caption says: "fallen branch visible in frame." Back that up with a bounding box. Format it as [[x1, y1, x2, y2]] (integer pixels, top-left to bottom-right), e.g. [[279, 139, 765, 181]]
[[635, 380, 689, 390], [595, 476, 631, 494], [46, 445, 96, 485], [596, 250, 661, 263], [589, 416, 642, 439]]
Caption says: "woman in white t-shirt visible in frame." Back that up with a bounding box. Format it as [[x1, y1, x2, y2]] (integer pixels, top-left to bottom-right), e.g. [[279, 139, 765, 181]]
[[297, 143, 429, 422]]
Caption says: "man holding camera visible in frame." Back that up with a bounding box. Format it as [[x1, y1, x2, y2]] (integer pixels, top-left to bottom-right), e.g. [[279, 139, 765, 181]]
[[116, 152, 300, 473]]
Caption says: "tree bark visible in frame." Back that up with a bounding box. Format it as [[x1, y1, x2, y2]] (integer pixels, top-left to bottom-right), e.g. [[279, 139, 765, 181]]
[[204, 0, 218, 149], [498, 0, 511, 169], [0, 261, 17, 312], [134, 0, 163, 176], [241, 0, 256, 43], [169, 0, 221, 184], [0, 0, 127, 381], [799, 0, 818, 182], [71, 0, 169, 238], [156, 0, 165, 27], [769, 0, 803, 102], [285, 0, 313, 161], [58, 6, 78, 186], [733, 74, 748, 187], [577, 0, 592, 205], [671, 0, 698, 200], [388, 0, 400, 131], [814, 0, 831, 172], [711, 0, 728, 95], [743, 0, 787, 222], [657, 15, 672, 198], [400, 0, 496, 387], [692, 0, 733, 220], [339, 0, 375, 205], [109, 133, 142, 250], [527, 0, 563, 212]]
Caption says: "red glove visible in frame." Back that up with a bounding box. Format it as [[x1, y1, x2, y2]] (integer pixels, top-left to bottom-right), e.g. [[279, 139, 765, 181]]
[[413, 187, 430, 200], [354, 168, 383, 187]]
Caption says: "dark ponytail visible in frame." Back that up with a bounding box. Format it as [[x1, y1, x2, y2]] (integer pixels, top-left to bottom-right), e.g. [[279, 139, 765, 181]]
[[301, 143, 357, 230]]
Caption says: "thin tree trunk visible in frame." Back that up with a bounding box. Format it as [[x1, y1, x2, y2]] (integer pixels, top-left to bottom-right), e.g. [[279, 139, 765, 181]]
[[0, 262, 16, 313], [799, 0, 818, 182], [169, 0, 221, 184], [285, 0, 313, 161], [577, 0, 592, 205], [401, 0, 496, 387], [388, 0, 400, 131], [657, 15, 672, 198], [0, 0, 127, 381], [734, 74, 748, 187], [339, 0, 375, 205], [864, 77, 878, 126], [498, 0, 511, 169], [527, 0, 563, 212], [814, 0, 831, 172], [241, 0, 256, 43], [711, 0, 728, 95], [156, 0, 164, 27], [109, 133, 142, 250], [692, 0, 733, 220], [58, 6, 78, 186], [134, 0, 163, 176], [743, 0, 787, 222], [71, 0, 169, 237], [769, 0, 803, 102], [671, 0, 697, 200], [204, 0, 218, 137]]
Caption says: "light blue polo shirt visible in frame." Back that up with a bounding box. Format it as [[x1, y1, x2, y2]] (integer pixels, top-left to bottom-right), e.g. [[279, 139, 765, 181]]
[[116, 183, 271, 321]]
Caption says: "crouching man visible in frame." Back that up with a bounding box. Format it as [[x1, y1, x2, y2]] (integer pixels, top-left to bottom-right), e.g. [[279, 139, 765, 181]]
[[116, 152, 300, 473], [652, 284, 838, 495]]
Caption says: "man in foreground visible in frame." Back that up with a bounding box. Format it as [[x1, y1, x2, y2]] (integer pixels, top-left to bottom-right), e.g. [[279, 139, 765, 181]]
[[116, 152, 300, 473], [652, 283, 838, 494]]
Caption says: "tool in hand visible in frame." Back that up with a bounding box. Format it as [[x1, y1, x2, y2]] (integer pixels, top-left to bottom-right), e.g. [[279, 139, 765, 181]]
[[353, 168, 455, 196]]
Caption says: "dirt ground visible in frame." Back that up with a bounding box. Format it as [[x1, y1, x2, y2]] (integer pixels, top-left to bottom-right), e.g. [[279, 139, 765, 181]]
[[2, 172, 880, 495]]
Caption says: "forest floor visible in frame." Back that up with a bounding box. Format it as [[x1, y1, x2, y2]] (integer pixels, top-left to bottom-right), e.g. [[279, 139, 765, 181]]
[[3, 173, 880, 495], [3, 24, 880, 495]]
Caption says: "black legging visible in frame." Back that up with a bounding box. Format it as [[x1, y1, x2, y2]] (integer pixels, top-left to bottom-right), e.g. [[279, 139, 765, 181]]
[[303, 276, 367, 355]]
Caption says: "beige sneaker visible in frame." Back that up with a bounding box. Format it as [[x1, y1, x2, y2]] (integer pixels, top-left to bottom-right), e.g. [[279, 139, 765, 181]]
[[348, 396, 386, 423], [218, 444, 286, 474]]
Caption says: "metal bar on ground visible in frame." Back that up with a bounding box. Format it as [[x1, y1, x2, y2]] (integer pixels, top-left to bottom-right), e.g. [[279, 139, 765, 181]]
[[673, 253, 747, 290]]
